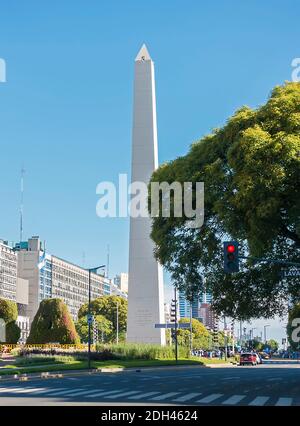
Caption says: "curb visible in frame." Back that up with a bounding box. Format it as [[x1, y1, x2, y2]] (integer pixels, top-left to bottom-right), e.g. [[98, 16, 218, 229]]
[[0, 362, 237, 382]]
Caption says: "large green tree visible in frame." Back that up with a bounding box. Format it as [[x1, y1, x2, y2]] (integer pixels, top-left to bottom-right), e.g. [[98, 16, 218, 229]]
[[75, 314, 113, 343], [27, 299, 80, 344], [0, 298, 21, 343], [78, 296, 128, 334], [149, 82, 300, 320]]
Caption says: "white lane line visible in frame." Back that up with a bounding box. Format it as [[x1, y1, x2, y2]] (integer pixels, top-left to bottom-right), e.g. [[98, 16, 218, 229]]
[[86, 389, 126, 398], [105, 391, 141, 399], [222, 395, 246, 405], [275, 398, 293, 406], [0, 388, 24, 394], [34, 388, 66, 395], [46, 388, 84, 396], [197, 394, 224, 404], [149, 392, 180, 401], [248, 396, 270, 406], [128, 392, 160, 400], [173, 393, 202, 402], [267, 378, 283, 381], [65, 389, 103, 397], [13, 388, 46, 394]]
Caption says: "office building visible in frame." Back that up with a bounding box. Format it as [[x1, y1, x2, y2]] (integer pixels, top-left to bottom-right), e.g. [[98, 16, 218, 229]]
[[16, 236, 111, 323], [114, 273, 128, 293]]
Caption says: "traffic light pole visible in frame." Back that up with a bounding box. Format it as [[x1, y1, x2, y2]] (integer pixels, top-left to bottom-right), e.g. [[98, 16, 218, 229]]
[[88, 269, 91, 370]]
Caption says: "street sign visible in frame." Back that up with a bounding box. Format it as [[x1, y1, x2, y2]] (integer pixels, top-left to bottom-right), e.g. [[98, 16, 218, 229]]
[[155, 323, 190, 329], [87, 314, 93, 325], [281, 267, 300, 278]]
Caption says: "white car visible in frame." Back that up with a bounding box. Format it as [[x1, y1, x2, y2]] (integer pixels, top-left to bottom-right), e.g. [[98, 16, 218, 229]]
[[254, 353, 262, 364]]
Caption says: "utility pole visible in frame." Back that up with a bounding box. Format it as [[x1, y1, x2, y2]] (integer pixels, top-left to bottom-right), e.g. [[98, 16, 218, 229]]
[[189, 299, 193, 355], [264, 325, 270, 344]]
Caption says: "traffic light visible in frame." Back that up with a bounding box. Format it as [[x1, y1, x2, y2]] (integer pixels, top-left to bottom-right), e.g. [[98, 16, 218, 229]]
[[223, 241, 239, 273], [170, 299, 177, 323]]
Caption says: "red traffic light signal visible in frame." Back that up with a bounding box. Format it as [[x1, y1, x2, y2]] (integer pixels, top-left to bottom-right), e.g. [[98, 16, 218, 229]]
[[223, 241, 239, 273]]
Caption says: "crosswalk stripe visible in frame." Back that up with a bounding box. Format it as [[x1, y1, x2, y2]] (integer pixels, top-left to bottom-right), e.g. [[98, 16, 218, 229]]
[[275, 398, 293, 406], [13, 388, 47, 394], [149, 392, 180, 401], [173, 393, 202, 402], [86, 389, 126, 398], [65, 389, 103, 397], [0, 388, 23, 394], [249, 396, 269, 406], [222, 395, 246, 405], [127, 392, 160, 400], [197, 394, 223, 404], [105, 391, 141, 399], [34, 388, 66, 395], [45, 388, 83, 396]]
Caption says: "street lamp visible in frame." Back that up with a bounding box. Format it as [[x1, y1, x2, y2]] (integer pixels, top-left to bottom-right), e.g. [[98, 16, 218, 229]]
[[264, 325, 270, 344], [86, 265, 105, 370]]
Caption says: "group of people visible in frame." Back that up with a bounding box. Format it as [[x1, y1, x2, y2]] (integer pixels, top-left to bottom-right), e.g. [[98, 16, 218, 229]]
[[191, 349, 234, 359]]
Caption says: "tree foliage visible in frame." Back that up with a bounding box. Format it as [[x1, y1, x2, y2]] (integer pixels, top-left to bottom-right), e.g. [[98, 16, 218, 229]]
[[149, 82, 300, 320], [27, 299, 80, 344], [78, 296, 128, 334], [5, 321, 21, 343], [0, 298, 18, 323], [75, 314, 113, 343]]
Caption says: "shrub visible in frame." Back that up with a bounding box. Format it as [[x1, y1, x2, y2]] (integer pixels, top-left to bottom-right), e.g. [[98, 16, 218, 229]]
[[27, 299, 80, 344], [0, 298, 18, 323], [95, 343, 189, 360], [5, 321, 21, 343]]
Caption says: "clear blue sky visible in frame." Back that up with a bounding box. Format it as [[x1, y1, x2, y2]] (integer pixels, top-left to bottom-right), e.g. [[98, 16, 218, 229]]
[[0, 0, 299, 332]]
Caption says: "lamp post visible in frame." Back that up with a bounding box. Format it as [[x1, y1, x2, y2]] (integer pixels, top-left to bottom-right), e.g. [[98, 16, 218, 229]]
[[264, 325, 270, 344], [87, 265, 105, 370]]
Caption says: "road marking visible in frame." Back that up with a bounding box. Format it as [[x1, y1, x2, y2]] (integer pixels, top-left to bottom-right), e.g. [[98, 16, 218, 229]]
[[13, 388, 47, 394], [249, 396, 269, 406], [275, 398, 293, 406], [0, 387, 24, 394], [222, 395, 246, 405], [173, 393, 202, 402], [149, 392, 181, 401], [105, 391, 141, 399], [197, 394, 223, 404], [86, 389, 126, 398], [33, 388, 66, 395], [45, 388, 84, 396], [64, 389, 103, 397], [128, 392, 160, 400], [267, 378, 283, 381]]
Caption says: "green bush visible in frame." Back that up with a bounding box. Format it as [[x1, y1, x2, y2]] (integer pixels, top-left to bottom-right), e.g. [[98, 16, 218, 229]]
[[27, 299, 80, 344], [5, 321, 21, 343], [95, 343, 189, 360], [0, 298, 18, 323]]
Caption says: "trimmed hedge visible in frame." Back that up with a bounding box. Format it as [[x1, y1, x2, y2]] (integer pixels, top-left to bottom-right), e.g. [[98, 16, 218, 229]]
[[27, 299, 80, 344], [0, 298, 18, 323]]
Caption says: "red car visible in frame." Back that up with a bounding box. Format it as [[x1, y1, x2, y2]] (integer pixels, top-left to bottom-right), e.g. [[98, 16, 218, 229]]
[[240, 353, 257, 366]]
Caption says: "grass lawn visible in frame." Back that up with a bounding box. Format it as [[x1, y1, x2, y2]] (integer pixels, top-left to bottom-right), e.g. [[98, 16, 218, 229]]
[[0, 356, 234, 376]]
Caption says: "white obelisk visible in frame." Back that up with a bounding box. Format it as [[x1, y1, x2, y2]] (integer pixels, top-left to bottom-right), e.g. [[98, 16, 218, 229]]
[[127, 44, 166, 345]]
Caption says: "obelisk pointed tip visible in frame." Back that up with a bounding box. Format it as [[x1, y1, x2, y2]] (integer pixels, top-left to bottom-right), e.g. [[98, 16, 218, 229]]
[[135, 44, 152, 61]]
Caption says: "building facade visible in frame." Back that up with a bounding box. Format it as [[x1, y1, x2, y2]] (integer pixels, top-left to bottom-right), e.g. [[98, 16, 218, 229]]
[[16, 236, 111, 323], [114, 273, 128, 293], [0, 239, 18, 301], [179, 291, 213, 320]]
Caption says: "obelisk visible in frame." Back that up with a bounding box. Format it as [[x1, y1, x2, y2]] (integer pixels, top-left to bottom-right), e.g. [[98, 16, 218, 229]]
[[127, 44, 166, 345]]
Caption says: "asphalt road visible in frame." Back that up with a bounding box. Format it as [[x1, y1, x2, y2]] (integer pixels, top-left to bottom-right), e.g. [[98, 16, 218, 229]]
[[0, 360, 300, 406]]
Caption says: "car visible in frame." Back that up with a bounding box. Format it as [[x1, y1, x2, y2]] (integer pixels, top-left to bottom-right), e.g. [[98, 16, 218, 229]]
[[254, 353, 263, 364], [240, 352, 257, 366], [259, 352, 270, 360]]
